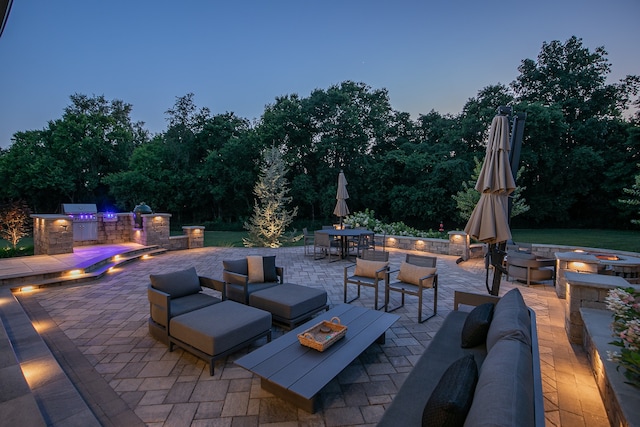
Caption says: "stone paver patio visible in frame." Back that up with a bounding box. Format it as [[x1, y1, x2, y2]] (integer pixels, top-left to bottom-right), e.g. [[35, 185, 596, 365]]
[[5, 245, 610, 426]]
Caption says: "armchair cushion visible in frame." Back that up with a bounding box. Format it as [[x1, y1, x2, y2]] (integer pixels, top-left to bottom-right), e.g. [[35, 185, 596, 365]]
[[246, 255, 278, 283], [397, 262, 437, 287], [223, 259, 248, 276], [461, 303, 494, 348], [354, 258, 388, 279], [150, 267, 201, 299]]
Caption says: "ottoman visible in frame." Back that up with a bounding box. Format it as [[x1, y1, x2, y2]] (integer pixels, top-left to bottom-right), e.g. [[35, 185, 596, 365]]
[[169, 301, 272, 375], [249, 283, 329, 329]]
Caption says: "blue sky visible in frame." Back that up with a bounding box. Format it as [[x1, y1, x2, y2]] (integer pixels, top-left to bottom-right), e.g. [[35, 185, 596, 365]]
[[1, 0, 639, 148]]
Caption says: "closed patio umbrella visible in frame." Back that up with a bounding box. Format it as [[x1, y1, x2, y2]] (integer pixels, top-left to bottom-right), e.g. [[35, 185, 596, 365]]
[[333, 170, 350, 227], [464, 113, 516, 295]]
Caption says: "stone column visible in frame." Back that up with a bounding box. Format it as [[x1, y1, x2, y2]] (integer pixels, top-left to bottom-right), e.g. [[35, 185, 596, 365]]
[[555, 252, 601, 299], [448, 231, 469, 260], [564, 272, 634, 344], [31, 214, 74, 255], [183, 226, 205, 249], [131, 213, 171, 247]]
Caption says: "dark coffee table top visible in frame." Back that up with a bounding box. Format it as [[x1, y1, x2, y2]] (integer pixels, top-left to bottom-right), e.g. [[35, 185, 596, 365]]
[[235, 304, 399, 401]]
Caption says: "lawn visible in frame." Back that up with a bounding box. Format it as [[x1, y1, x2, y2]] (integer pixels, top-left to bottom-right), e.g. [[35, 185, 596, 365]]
[[4, 229, 640, 253]]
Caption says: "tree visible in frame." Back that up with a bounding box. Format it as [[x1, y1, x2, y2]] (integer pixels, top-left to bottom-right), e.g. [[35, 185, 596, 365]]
[[619, 166, 640, 226], [243, 147, 299, 248], [0, 200, 31, 249], [453, 157, 529, 222]]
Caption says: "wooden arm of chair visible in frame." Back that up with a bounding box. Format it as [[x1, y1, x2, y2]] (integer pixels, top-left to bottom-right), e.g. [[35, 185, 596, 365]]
[[453, 291, 500, 311], [199, 276, 226, 299]]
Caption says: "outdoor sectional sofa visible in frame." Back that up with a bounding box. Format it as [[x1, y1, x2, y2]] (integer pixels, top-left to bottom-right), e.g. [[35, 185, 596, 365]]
[[377, 288, 544, 427], [147, 267, 272, 375]]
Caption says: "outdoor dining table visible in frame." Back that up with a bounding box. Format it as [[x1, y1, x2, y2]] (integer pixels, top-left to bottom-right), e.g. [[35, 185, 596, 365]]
[[315, 228, 374, 259]]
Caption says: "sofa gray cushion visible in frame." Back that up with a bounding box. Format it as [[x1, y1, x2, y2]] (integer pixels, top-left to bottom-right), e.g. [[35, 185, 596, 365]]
[[223, 259, 248, 276], [422, 354, 478, 427], [461, 303, 494, 348], [464, 339, 534, 427], [486, 288, 531, 352], [150, 267, 201, 299], [169, 301, 271, 357], [249, 284, 327, 320]]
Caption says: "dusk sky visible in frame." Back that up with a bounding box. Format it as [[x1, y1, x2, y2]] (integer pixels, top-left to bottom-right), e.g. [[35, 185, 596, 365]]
[[1, 0, 639, 149]]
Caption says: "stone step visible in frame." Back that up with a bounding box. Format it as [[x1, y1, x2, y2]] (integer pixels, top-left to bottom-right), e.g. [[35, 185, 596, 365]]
[[8, 247, 167, 291]]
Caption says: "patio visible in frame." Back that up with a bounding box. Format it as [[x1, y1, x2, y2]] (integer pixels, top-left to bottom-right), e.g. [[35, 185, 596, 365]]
[[2, 245, 609, 426]]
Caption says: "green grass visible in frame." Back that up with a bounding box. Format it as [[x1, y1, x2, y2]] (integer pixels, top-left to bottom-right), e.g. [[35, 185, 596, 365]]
[[511, 229, 640, 253]]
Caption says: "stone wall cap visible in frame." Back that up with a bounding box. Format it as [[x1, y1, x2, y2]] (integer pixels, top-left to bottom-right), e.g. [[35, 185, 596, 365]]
[[565, 271, 633, 288], [30, 214, 69, 219]]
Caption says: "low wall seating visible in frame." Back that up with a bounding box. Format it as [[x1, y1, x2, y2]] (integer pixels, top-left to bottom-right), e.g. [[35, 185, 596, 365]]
[[506, 250, 555, 286], [147, 267, 224, 345], [377, 288, 544, 427]]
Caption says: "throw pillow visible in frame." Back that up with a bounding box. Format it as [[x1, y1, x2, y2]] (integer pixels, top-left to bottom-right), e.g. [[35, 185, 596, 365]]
[[354, 258, 389, 279], [461, 303, 495, 348], [246, 255, 278, 283], [247, 256, 265, 283], [422, 354, 478, 427], [397, 262, 437, 287], [149, 266, 201, 298], [223, 258, 248, 276]]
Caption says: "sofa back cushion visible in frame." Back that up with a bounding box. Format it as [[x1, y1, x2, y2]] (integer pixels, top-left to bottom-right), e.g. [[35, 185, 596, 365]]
[[223, 259, 248, 276], [150, 267, 201, 299], [485, 288, 531, 352], [464, 338, 534, 427]]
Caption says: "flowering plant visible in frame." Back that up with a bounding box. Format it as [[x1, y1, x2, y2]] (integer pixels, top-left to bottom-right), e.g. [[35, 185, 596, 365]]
[[343, 209, 447, 239], [604, 287, 640, 388]]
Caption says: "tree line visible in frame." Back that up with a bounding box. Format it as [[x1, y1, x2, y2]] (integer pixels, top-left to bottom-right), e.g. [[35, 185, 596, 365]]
[[1, 36, 639, 231]]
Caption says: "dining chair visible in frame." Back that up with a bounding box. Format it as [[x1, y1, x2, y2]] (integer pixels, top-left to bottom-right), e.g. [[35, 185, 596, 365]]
[[385, 254, 438, 323], [313, 230, 340, 261], [343, 249, 389, 310]]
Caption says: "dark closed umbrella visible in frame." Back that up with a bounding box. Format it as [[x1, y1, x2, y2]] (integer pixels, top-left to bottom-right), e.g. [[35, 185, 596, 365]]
[[464, 114, 516, 295], [464, 115, 515, 244], [333, 170, 350, 227]]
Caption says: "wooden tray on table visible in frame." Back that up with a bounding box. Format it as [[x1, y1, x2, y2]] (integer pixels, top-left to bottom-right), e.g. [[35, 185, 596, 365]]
[[297, 316, 347, 352]]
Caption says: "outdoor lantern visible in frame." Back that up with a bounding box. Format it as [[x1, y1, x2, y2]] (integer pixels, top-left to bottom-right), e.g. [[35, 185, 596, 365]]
[[133, 202, 152, 229]]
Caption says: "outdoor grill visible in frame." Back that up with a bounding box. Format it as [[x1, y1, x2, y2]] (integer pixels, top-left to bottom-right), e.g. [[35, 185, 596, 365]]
[[61, 203, 98, 241]]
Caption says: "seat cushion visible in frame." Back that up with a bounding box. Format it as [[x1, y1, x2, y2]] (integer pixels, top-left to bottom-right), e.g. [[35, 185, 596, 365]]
[[397, 262, 437, 287], [226, 282, 279, 303], [249, 284, 327, 320], [150, 267, 201, 298], [170, 301, 271, 357]]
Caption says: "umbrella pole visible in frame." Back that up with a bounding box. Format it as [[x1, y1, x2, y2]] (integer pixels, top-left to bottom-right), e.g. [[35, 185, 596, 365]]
[[488, 242, 508, 296]]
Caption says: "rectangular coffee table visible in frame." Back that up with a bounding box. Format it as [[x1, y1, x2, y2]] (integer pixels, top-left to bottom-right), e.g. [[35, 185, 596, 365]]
[[235, 304, 399, 412]]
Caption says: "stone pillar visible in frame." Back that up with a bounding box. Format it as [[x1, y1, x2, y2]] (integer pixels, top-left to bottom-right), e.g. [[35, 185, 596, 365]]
[[448, 231, 469, 260], [183, 226, 205, 249], [564, 272, 634, 344], [555, 252, 601, 299], [31, 214, 74, 255], [131, 213, 171, 247]]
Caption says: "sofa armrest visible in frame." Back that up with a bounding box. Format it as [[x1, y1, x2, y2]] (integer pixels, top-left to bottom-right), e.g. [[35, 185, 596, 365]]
[[148, 285, 171, 326], [199, 276, 226, 300], [223, 270, 249, 286], [453, 291, 500, 310]]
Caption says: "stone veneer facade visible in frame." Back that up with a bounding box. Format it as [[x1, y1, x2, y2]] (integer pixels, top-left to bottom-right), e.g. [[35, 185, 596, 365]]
[[31, 212, 204, 255]]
